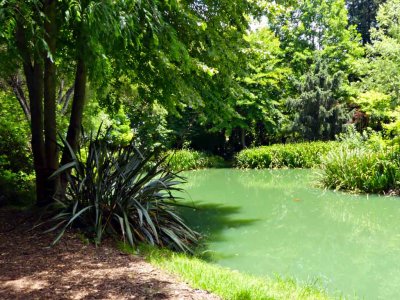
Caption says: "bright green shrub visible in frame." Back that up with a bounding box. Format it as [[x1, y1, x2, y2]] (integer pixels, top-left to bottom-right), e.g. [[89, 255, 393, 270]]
[[0, 169, 35, 207], [0, 91, 35, 207], [0, 91, 32, 173], [319, 146, 400, 194], [167, 149, 226, 171], [235, 142, 339, 169]]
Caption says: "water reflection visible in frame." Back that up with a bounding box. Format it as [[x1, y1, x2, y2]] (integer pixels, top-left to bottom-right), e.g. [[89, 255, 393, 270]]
[[181, 169, 400, 299]]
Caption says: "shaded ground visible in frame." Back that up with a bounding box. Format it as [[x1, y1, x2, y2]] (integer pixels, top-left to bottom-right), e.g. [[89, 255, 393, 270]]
[[0, 209, 219, 300]]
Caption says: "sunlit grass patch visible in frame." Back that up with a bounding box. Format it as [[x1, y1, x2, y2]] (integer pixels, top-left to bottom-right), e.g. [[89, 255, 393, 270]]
[[119, 243, 332, 300]]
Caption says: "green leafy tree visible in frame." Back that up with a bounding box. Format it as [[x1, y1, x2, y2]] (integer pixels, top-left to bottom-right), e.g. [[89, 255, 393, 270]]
[[165, 27, 292, 151], [268, 0, 363, 74], [0, 0, 256, 205], [356, 0, 400, 103], [233, 28, 291, 147], [353, 91, 392, 130], [288, 59, 349, 140], [353, 0, 400, 137]]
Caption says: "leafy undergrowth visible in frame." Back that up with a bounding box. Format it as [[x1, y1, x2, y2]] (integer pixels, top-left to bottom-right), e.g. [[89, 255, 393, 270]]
[[166, 149, 227, 171], [0, 169, 35, 207], [120, 243, 333, 300]]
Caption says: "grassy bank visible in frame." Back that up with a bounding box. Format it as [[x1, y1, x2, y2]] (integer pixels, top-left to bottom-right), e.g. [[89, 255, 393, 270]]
[[120, 244, 331, 300], [319, 146, 400, 195], [167, 149, 226, 171], [235, 141, 338, 169]]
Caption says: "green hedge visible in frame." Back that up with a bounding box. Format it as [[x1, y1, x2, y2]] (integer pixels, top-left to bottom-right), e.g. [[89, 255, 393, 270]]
[[319, 146, 400, 195], [166, 149, 226, 171], [235, 142, 339, 169]]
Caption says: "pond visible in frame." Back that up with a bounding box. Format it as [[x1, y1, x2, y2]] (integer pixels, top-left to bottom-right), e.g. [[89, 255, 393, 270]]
[[180, 168, 400, 299]]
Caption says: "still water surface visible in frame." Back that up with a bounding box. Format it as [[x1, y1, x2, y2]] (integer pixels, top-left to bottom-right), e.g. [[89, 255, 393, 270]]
[[180, 169, 400, 299]]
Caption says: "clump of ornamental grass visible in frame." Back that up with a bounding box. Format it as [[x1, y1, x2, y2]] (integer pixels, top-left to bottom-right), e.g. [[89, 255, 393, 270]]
[[235, 141, 338, 169], [318, 145, 400, 195], [45, 133, 199, 252], [318, 126, 400, 195]]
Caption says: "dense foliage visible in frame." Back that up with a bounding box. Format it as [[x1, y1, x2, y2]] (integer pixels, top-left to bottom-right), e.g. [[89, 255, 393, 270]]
[[346, 0, 384, 44], [0, 90, 34, 206], [235, 141, 338, 169], [167, 150, 226, 172], [0, 0, 257, 206]]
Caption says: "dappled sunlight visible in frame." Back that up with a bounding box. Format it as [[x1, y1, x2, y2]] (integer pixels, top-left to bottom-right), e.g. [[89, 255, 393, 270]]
[[1, 277, 49, 292], [0, 211, 218, 300]]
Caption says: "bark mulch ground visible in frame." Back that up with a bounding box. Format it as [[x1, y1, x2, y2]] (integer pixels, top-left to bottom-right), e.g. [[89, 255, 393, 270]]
[[0, 209, 219, 300]]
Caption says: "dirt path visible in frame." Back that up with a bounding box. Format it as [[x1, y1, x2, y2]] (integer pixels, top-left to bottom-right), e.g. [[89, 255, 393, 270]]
[[0, 209, 219, 300]]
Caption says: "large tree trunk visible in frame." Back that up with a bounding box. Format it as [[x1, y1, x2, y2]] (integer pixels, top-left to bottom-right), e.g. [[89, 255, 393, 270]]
[[43, 0, 59, 205], [16, 5, 88, 204], [59, 57, 87, 196], [27, 62, 47, 206], [16, 22, 48, 206], [63, 58, 87, 157]]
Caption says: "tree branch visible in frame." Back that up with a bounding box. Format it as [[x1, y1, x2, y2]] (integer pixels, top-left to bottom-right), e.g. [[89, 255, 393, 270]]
[[57, 79, 64, 104], [7, 75, 31, 121], [61, 86, 75, 115]]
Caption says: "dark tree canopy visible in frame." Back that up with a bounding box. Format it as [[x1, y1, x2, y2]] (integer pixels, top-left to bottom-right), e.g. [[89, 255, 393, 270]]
[[346, 0, 386, 44], [288, 59, 349, 140]]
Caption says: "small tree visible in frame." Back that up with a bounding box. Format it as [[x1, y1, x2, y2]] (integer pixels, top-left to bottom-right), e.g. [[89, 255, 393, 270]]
[[288, 58, 349, 140]]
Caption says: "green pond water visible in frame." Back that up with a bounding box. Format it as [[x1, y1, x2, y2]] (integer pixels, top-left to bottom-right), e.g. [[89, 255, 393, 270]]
[[180, 168, 400, 299]]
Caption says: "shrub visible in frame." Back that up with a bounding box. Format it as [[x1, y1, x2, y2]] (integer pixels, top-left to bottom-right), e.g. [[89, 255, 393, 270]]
[[45, 135, 199, 252], [167, 149, 226, 171], [0, 169, 35, 207], [0, 92, 32, 174], [235, 142, 339, 169], [318, 146, 400, 194]]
